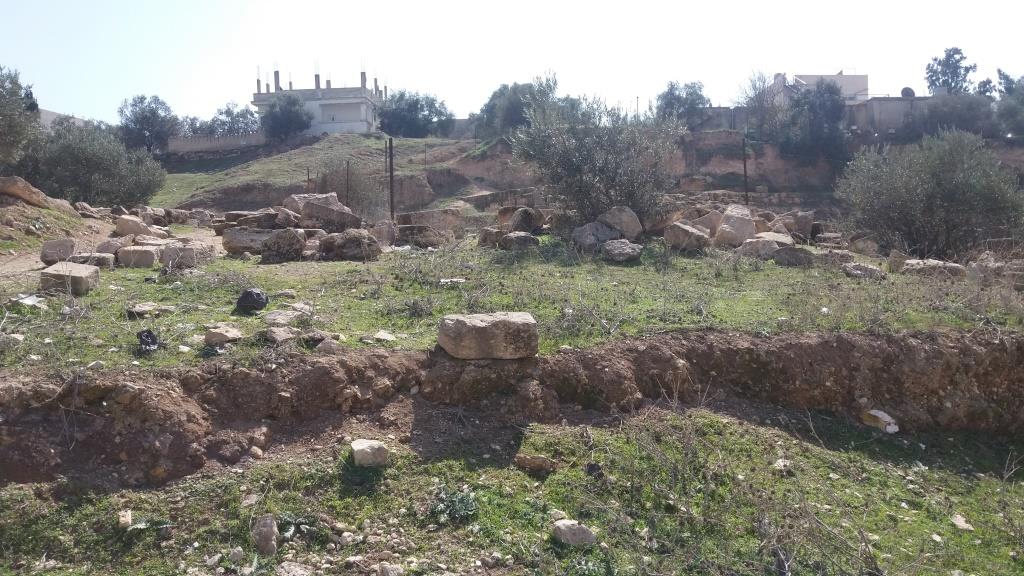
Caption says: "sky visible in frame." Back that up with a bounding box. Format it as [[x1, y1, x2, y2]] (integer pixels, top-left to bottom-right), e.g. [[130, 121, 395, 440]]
[[3, 0, 1022, 123]]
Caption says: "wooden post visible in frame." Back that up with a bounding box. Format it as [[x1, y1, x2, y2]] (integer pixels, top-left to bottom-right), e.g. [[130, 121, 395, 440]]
[[388, 137, 395, 222]]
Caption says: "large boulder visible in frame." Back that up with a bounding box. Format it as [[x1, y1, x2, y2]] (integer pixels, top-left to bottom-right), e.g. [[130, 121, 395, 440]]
[[397, 225, 452, 248], [901, 259, 966, 278], [160, 242, 215, 268], [571, 221, 621, 253], [498, 231, 540, 251], [771, 246, 815, 267], [115, 215, 167, 239], [40, 238, 76, 265], [665, 222, 710, 252], [437, 312, 539, 360], [95, 236, 133, 255], [223, 227, 275, 255], [842, 262, 887, 280], [235, 210, 279, 229], [691, 210, 723, 237], [734, 238, 779, 259], [40, 262, 100, 296], [716, 205, 756, 247], [396, 208, 465, 239], [478, 227, 504, 248], [283, 193, 336, 215], [300, 195, 361, 233], [116, 246, 162, 268], [261, 229, 307, 264], [754, 231, 795, 246], [601, 239, 643, 263], [319, 229, 382, 261], [69, 252, 115, 269], [793, 211, 815, 239], [508, 207, 546, 234], [597, 206, 642, 241], [272, 207, 302, 229], [0, 176, 78, 217]]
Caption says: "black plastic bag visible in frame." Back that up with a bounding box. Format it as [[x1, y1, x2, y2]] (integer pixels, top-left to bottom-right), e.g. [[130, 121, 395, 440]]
[[235, 288, 269, 313]]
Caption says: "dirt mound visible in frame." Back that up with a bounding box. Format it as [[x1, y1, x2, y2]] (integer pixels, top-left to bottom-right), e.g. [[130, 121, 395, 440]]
[[2, 330, 1021, 486]]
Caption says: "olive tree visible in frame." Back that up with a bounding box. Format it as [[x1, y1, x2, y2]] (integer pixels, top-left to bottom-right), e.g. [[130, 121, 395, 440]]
[[837, 130, 1022, 258], [510, 78, 681, 222]]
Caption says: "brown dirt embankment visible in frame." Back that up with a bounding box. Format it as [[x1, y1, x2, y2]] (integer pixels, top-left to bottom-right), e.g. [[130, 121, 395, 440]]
[[1, 330, 1021, 486]]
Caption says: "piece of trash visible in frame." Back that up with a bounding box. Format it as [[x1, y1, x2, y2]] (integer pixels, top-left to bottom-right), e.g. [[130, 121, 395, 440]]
[[235, 288, 269, 313], [137, 329, 159, 353]]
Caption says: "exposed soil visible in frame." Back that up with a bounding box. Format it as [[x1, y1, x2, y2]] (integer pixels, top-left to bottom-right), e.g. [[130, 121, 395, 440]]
[[1, 329, 1021, 488]]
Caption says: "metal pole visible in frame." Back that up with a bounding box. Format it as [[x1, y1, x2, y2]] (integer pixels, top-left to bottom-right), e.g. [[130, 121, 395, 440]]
[[345, 160, 350, 206], [388, 137, 395, 222], [742, 136, 749, 205]]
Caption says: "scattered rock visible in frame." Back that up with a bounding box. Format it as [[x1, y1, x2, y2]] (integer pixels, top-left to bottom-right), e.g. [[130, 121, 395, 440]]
[[552, 519, 597, 546], [39, 262, 100, 296], [665, 222, 710, 252], [69, 252, 115, 269], [160, 242, 215, 269], [887, 250, 910, 273], [236, 288, 270, 313], [901, 259, 966, 278], [223, 227, 275, 255], [754, 231, 795, 246], [842, 262, 886, 280], [377, 563, 404, 576], [571, 221, 621, 253], [498, 231, 540, 251], [374, 330, 397, 342], [276, 562, 315, 576], [283, 193, 336, 214], [95, 237, 132, 255], [514, 453, 559, 475], [252, 513, 279, 556], [0, 333, 25, 352], [228, 547, 245, 563], [127, 302, 177, 319], [508, 207, 545, 234], [264, 326, 299, 345], [205, 324, 243, 346], [477, 227, 504, 248], [264, 310, 304, 326], [734, 238, 779, 259], [300, 195, 361, 233], [116, 246, 162, 268], [118, 509, 133, 529], [319, 229, 382, 261], [601, 239, 643, 263], [861, 409, 899, 434], [40, 238, 76, 265], [438, 312, 539, 360], [597, 205, 642, 241], [396, 224, 452, 248], [691, 210, 723, 236], [351, 439, 389, 467], [772, 458, 795, 476], [771, 246, 815, 268], [261, 228, 307, 264], [115, 215, 167, 238], [951, 514, 974, 531]]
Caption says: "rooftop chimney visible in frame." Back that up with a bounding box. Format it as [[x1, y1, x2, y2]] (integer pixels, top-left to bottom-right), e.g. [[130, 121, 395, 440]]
[[374, 77, 379, 94], [256, 78, 262, 94], [288, 80, 293, 90], [265, 81, 270, 93], [274, 70, 281, 92], [326, 79, 332, 89], [360, 71, 367, 89], [384, 85, 388, 99], [315, 73, 321, 89]]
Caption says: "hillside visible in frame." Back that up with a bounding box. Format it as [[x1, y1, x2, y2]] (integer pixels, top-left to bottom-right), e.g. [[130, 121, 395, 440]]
[[152, 135, 505, 213]]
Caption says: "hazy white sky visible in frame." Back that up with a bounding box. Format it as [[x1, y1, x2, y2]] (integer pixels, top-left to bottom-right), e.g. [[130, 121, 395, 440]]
[[3, 0, 1021, 123]]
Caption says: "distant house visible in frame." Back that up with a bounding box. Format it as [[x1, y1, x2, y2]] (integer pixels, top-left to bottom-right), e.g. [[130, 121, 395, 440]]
[[37, 109, 86, 130], [251, 70, 383, 135], [787, 72, 870, 102]]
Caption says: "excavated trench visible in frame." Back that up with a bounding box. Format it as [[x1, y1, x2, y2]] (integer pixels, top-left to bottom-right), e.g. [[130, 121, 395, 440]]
[[1, 330, 1022, 486]]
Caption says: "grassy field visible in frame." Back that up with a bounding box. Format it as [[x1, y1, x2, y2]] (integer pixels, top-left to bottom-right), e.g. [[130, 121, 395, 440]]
[[1, 406, 1022, 575], [151, 135, 472, 208], [1, 237, 1021, 370]]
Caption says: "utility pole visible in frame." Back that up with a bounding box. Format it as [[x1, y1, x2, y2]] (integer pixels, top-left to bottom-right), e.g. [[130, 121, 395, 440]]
[[742, 136, 749, 205], [388, 137, 395, 222]]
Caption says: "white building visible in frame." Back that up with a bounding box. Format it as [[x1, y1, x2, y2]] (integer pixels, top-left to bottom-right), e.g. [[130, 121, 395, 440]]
[[251, 70, 383, 135], [779, 72, 870, 102]]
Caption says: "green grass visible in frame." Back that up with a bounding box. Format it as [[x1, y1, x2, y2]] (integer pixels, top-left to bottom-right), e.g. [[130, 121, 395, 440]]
[[151, 134, 471, 208], [2, 407, 1022, 574], [1, 238, 1021, 370], [0, 207, 84, 253]]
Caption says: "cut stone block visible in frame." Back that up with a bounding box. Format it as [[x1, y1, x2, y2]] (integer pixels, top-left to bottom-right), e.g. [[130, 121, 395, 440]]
[[40, 262, 100, 296]]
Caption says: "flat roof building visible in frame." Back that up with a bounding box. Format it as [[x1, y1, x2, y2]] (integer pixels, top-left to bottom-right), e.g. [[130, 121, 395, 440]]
[[252, 70, 384, 135]]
